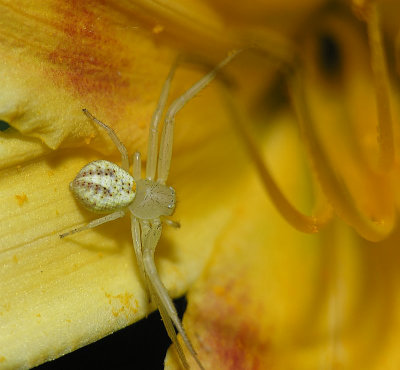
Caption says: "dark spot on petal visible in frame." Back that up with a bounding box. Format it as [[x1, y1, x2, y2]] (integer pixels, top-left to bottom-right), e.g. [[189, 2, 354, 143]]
[[0, 120, 10, 131], [318, 32, 342, 77]]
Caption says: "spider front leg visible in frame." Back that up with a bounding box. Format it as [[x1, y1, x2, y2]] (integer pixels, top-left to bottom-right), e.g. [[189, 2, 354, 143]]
[[83, 109, 130, 171], [157, 50, 242, 184], [129, 214, 147, 289], [139, 219, 204, 370], [146, 59, 179, 181]]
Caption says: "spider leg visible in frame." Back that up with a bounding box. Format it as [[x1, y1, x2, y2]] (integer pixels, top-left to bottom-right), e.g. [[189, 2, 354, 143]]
[[146, 59, 179, 181], [132, 151, 141, 180], [147, 278, 189, 369], [157, 49, 242, 184], [140, 219, 204, 369], [82, 109, 130, 171], [163, 218, 181, 228], [129, 213, 147, 290], [59, 210, 125, 238]]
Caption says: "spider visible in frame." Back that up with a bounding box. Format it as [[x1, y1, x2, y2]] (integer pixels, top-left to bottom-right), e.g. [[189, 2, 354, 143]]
[[60, 50, 241, 369]]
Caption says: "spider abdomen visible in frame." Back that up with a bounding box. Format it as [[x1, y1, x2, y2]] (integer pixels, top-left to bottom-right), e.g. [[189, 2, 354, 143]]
[[70, 160, 136, 213]]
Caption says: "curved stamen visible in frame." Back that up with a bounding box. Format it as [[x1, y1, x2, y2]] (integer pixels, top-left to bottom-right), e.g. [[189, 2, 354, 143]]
[[289, 69, 395, 242], [221, 85, 332, 234], [357, 1, 395, 171]]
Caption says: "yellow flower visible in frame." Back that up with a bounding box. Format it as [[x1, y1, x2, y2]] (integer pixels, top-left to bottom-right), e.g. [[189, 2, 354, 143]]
[[0, 0, 399, 369]]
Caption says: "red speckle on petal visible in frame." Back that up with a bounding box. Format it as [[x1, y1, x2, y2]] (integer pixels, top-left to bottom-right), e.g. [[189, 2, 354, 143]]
[[47, 0, 131, 113], [193, 277, 271, 370]]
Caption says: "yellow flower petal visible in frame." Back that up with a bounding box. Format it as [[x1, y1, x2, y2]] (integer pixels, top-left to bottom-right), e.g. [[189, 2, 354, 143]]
[[0, 1, 281, 368]]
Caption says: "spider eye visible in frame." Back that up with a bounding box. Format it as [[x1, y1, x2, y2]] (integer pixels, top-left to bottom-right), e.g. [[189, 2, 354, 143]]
[[70, 160, 135, 213]]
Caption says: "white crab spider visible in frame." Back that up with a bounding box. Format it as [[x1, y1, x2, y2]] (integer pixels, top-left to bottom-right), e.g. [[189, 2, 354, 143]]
[[60, 50, 240, 369]]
